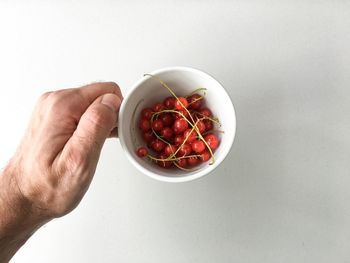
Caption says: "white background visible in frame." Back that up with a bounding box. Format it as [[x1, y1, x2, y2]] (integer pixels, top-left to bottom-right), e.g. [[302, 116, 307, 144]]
[[1, 1, 350, 262]]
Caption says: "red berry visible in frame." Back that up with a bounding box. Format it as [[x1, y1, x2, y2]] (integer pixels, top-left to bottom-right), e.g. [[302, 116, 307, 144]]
[[177, 143, 192, 156], [183, 129, 197, 143], [199, 107, 212, 118], [204, 134, 219, 150], [188, 94, 203, 110], [177, 109, 190, 119], [187, 156, 200, 166], [159, 113, 174, 126], [175, 97, 188, 110], [158, 154, 172, 168], [143, 130, 155, 142], [160, 127, 173, 140], [136, 147, 148, 157], [173, 118, 188, 134], [151, 139, 166, 152], [153, 102, 165, 112], [164, 144, 177, 156], [139, 118, 151, 131], [174, 135, 184, 145], [163, 97, 176, 109], [177, 158, 188, 168], [200, 150, 211, 162], [196, 120, 206, 134], [204, 119, 213, 131], [141, 108, 153, 120], [191, 140, 205, 153], [174, 112, 182, 119], [152, 119, 163, 132]]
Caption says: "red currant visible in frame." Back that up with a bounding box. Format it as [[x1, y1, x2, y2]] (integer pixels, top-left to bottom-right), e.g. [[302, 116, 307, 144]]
[[163, 97, 176, 109], [200, 150, 211, 162], [143, 130, 155, 142], [204, 134, 219, 150], [152, 119, 163, 132], [173, 118, 188, 134], [160, 127, 173, 140], [177, 158, 188, 168], [183, 129, 197, 143], [177, 143, 192, 156], [188, 94, 202, 110], [153, 102, 165, 112], [159, 113, 174, 126], [175, 97, 188, 110], [199, 107, 212, 118], [151, 139, 166, 152], [136, 147, 148, 157], [164, 144, 177, 156], [187, 156, 200, 166], [191, 140, 205, 153], [174, 135, 184, 145], [177, 109, 190, 119], [204, 119, 213, 131], [141, 108, 153, 120], [196, 120, 206, 134], [158, 154, 172, 168], [139, 118, 151, 132]]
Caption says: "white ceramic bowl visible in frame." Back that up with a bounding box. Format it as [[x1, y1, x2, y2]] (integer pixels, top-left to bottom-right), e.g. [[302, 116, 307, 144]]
[[118, 67, 236, 183]]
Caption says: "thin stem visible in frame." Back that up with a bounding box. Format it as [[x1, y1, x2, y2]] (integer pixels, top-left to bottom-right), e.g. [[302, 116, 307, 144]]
[[187, 96, 204, 107], [193, 111, 221, 126], [202, 130, 225, 136], [153, 109, 216, 164], [147, 154, 201, 162], [150, 112, 171, 145], [137, 75, 221, 167], [174, 161, 199, 172], [144, 73, 196, 124], [188, 87, 207, 96], [150, 111, 199, 160], [144, 74, 179, 100]]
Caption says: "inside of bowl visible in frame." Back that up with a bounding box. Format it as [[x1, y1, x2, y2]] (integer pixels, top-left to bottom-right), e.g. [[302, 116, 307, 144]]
[[121, 68, 235, 180]]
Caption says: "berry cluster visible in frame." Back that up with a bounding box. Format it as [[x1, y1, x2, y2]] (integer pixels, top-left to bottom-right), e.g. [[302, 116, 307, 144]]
[[135, 79, 220, 170]]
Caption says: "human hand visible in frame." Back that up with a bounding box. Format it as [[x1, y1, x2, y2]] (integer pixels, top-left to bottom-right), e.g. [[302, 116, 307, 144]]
[[0, 82, 123, 261], [6, 82, 122, 220]]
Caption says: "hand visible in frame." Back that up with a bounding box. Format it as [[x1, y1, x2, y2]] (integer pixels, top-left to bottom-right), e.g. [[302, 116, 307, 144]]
[[0, 82, 123, 261]]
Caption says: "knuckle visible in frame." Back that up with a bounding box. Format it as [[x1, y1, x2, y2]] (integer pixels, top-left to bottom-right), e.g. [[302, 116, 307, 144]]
[[38, 91, 53, 102], [65, 146, 89, 173], [107, 81, 120, 91], [44, 90, 81, 117], [47, 90, 66, 105], [47, 90, 78, 108], [98, 81, 122, 96]]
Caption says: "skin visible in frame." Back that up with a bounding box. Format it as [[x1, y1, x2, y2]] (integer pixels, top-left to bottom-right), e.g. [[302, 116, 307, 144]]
[[0, 82, 123, 262]]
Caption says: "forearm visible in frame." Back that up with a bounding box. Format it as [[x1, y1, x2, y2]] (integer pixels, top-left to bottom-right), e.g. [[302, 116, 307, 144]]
[[0, 164, 48, 262]]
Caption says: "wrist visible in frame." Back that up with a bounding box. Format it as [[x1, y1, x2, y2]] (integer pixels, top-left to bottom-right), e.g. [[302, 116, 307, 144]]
[[0, 162, 50, 261], [0, 161, 50, 228]]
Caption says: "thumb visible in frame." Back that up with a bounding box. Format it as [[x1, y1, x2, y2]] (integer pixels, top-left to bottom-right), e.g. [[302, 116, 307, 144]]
[[66, 93, 121, 160]]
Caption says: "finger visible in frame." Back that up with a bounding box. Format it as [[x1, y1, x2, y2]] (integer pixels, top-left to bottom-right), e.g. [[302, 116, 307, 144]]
[[61, 93, 122, 168], [78, 82, 123, 104]]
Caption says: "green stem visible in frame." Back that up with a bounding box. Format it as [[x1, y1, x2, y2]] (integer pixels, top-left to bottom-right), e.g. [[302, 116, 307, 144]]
[[144, 73, 196, 124], [188, 87, 207, 95], [174, 161, 200, 172]]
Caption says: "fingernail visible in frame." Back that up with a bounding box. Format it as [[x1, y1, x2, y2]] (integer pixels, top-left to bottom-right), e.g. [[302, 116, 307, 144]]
[[101, 94, 121, 113]]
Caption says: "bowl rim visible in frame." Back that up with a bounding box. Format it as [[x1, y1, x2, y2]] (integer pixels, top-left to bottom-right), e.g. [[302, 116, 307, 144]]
[[118, 66, 236, 183]]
